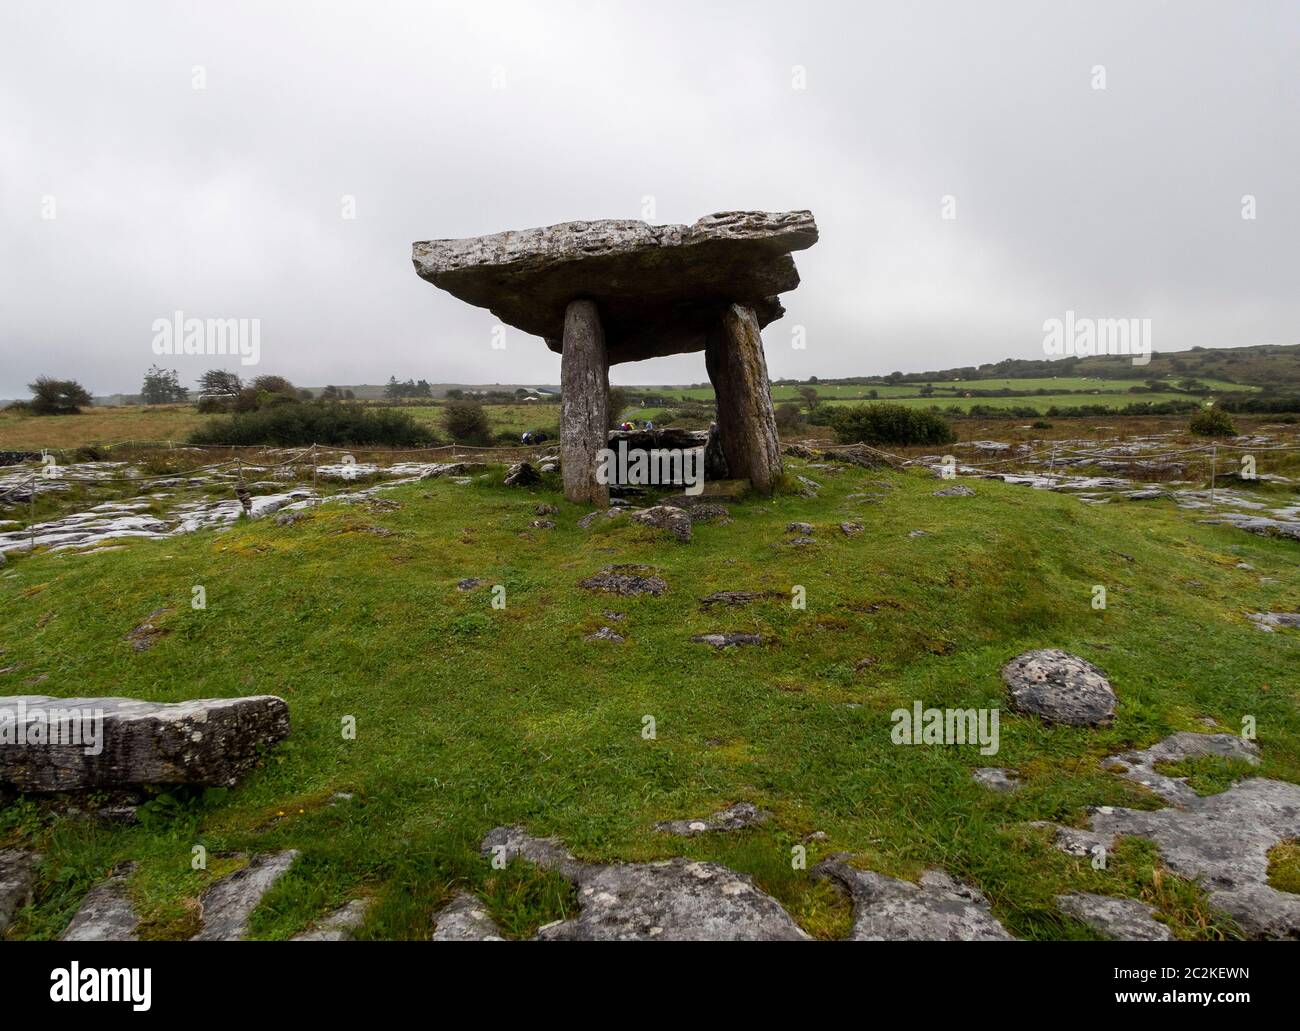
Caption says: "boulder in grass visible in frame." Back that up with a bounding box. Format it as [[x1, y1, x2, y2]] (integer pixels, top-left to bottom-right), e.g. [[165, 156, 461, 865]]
[[0, 695, 290, 792], [1001, 650, 1115, 726]]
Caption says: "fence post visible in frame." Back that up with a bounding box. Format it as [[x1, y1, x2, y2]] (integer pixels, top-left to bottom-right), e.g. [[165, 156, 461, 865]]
[[1209, 445, 1217, 502], [312, 443, 318, 492]]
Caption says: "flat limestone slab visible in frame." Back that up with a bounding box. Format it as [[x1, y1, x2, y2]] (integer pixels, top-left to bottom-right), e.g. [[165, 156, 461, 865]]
[[0, 695, 290, 791], [412, 210, 817, 364]]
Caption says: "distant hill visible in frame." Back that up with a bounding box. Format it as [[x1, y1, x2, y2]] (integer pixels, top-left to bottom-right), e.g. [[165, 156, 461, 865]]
[[847, 343, 1300, 392]]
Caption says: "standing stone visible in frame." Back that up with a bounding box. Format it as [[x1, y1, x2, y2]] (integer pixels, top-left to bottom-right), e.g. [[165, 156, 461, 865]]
[[560, 299, 609, 506], [703, 422, 729, 480], [706, 304, 783, 494]]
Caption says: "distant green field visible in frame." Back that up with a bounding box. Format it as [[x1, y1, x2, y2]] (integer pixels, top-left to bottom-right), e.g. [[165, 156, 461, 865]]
[[647, 376, 1252, 404]]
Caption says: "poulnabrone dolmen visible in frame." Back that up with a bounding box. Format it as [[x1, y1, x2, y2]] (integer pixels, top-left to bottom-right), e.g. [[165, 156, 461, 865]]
[[412, 210, 819, 504]]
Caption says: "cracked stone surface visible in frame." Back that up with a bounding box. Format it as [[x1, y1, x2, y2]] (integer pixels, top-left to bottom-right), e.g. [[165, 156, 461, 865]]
[[412, 210, 817, 364], [577, 565, 667, 597], [1043, 733, 1300, 938], [0, 694, 290, 791], [1102, 731, 1259, 805], [654, 801, 770, 836], [191, 850, 299, 941], [1001, 649, 1116, 726], [814, 859, 1015, 940], [291, 898, 370, 941], [1056, 892, 1172, 941], [480, 826, 809, 940], [431, 890, 505, 941], [0, 848, 40, 933], [972, 767, 1021, 792], [61, 868, 140, 941]]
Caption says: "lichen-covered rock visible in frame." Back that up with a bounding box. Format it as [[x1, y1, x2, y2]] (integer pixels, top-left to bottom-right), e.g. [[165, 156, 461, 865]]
[[0, 695, 290, 791], [291, 899, 370, 941], [192, 850, 299, 941], [1044, 775, 1300, 939], [0, 848, 40, 933], [1246, 612, 1300, 632], [1102, 731, 1259, 805], [631, 505, 692, 543], [577, 565, 667, 597], [655, 801, 770, 836], [814, 860, 1015, 940], [413, 211, 817, 365], [691, 633, 762, 649], [972, 767, 1021, 793], [1056, 892, 1172, 941], [933, 485, 975, 497], [1001, 650, 1116, 726], [61, 869, 140, 941], [481, 826, 809, 941], [432, 891, 504, 941], [503, 462, 541, 487]]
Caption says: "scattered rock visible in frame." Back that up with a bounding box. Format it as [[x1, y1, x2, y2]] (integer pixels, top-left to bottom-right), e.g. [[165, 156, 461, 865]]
[[840, 522, 864, 537], [1044, 775, 1300, 938], [654, 802, 770, 836], [529, 519, 555, 529], [814, 859, 1015, 940], [125, 606, 173, 652], [0, 695, 291, 792], [785, 536, 816, 547], [932, 485, 975, 497], [585, 626, 625, 644], [631, 505, 692, 543], [1102, 731, 1259, 806], [796, 475, 821, 498], [786, 522, 814, 535], [535, 503, 557, 515], [1056, 892, 1172, 941], [1247, 612, 1300, 632], [907, 529, 930, 538], [291, 898, 370, 941], [480, 826, 809, 940], [0, 848, 40, 933], [1001, 649, 1116, 726], [578, 565, 667, 597], [431, 890, 504, 941], [192, 850, 300, 941], [972, 768, 1021, 793], [691, 633, 762, 649], [61, 868, 140, 941], [824, 447, 891, 470], [503, 462, 541, 487], [577, 508, 625, 529], [699, 590, 773, 608], [456, 577, 485, 591]]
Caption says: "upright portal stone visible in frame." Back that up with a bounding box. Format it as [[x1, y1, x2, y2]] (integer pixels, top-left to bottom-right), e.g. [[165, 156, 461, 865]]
[[707, 305, 782, 492], [560, 300, 610, 505]]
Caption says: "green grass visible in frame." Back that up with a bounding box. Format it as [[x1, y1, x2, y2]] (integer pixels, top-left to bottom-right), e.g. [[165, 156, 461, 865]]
[[1, 459, 1297, 939]]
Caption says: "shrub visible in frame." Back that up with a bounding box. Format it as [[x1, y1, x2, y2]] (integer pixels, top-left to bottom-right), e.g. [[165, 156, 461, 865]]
[[1188, 407, 1238, 438], [442, 400, 492, 445], [774, 402, 805, 433], [27, 376, 93, 415], [829, 404, 956, 446], [189, 402, 432, 447]]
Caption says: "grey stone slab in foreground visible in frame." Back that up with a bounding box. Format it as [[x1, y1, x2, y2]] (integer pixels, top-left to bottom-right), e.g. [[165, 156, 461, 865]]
[[0, 695, 290, 791], [61, 868, 140, 941], [413, 211, 817, 364], [1002, 649, 1116, 726], [1045, 735, 1300, 939], [431, 891, 504, 941], [655, 801, 770, 836], [814, 859, 1016, 941], [191, 850, 299, 941], [481, 826, 809, 941], [1056, 892, 1172, 941], [291, 899, 370, 941], [0, 848, 41, 934]]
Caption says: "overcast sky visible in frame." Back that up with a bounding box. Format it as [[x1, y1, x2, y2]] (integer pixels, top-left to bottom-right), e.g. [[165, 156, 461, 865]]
[[1, 0, 1296, 397]]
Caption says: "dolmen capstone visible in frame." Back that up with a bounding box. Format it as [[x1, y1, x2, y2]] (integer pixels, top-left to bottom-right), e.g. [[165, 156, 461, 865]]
[[413, 210, 818, 503], [0, 695, 290, 792]]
